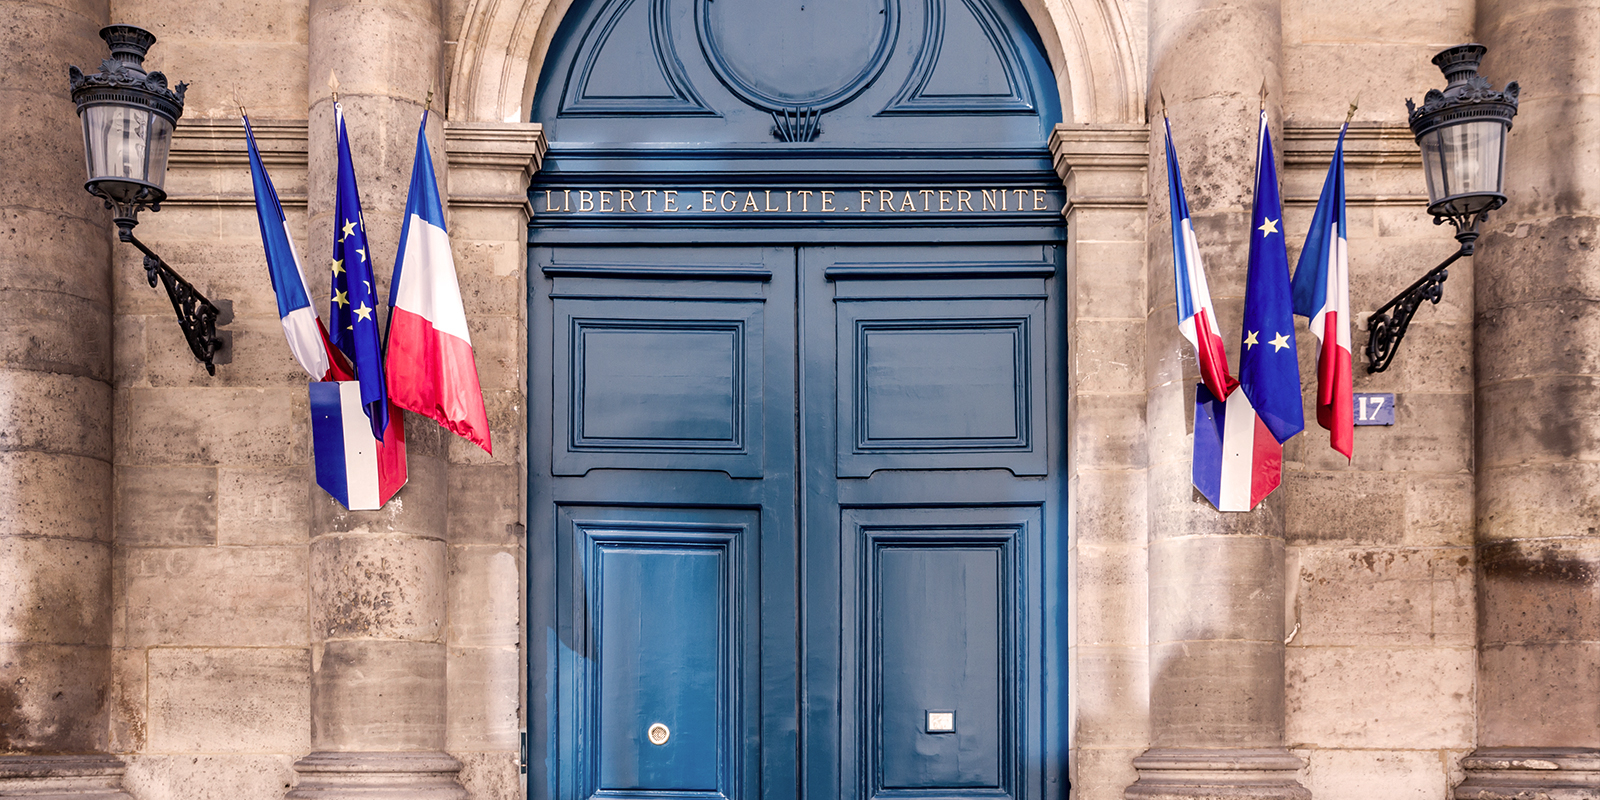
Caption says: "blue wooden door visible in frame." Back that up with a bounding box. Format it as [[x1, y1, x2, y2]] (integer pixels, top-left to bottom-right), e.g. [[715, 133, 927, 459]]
[[525, 0, 1067, 796], [529, 243, 1064, 800]]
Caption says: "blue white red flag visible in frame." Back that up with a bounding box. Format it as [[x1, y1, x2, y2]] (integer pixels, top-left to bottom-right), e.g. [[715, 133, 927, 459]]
[[329, 102, 390, 441], [1291, 122, 1354, 460], [1193, 384, 1284, 511], [1239, 110, 1304, 444], [244, 115, 348, 382], [385, 111, 492, 454], [310, 381, 407, 510], [1165, 117, 1238, 401]]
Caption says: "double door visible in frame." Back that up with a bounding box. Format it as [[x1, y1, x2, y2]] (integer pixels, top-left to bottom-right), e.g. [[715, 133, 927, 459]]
[[530, 242, 1066, 800]]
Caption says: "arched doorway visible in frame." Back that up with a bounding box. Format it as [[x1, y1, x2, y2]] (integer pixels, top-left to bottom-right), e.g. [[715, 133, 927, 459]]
[[525, 1, 1066, 797]]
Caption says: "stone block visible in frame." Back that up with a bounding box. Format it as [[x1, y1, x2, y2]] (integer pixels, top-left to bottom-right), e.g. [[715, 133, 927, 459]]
[[0, 371, 111, 461], [448, 546, 520, 647], [115, 466, 218, 547], [1071, 644, 1148, 748], [1070, 468, 1146, 546], [1302, 748, 1451, 800], [1286, 645, 1473, 748], [310, 449, 447, 538], [147, 41, 309, 121], [1479, 537, 1600, 646], [1479, 641, 1600, 748], [1150, 639, 1285, 749], [1070, 241, 1147, 321], [311, 639, 447, 752], [1073, 319, 1145, 395], [1501, 99, 1600, 219], [118, 387, 307, 467], [122, 546, 308, 647], [1074, 544, 1146, 647], [114, 232, 296, 321], [1072, 393, 1147, 470], [1069, 746, 1142, 800], [456, 751, 521, 800], [1404, 473, 1473, 547], [0, 451, 110, 541], [1388, 321, 1472, 394], [109, 648, 147, 753], [217, 466, 312, 546], [1284, 469, 1406, 545], [446, 389, 525, 466], [0, 208, 113, 303], [0, 288, 110, 380], [1067, 206, 1146, 246], [147, 648, 310, 753], [0, 536, 110, 646], [1289, 547, 1472, 647], [1478, 300, 1600, 386], [447, 464, 524, 546], [1477, 216, 1600, 311], [1480, 376, 1600, 467], [1479, 461, 1600, 540], [464, 315, 523, 392], [311, 535, 447, 641], [122, 754, 299, 800], [144, 316, 327, 389], [446, 646, 520, 751], [0, 642, 109, 753], [1150, 536, 1284, 644]]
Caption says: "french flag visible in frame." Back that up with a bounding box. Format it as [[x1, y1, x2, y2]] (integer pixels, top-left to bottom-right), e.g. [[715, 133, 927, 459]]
[[1193, 385, 1283, 511], [1165, 117, 1239, 401], [385, 111, 492, 454], [1292, 123, 1354, 460], [310, 382, 407, 510], [244, 115, 348, 382]]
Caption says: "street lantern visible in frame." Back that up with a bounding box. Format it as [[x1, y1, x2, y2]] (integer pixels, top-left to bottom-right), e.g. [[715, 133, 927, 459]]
[[69, 25, 224, 374], [1365, 44, 1518, 373]]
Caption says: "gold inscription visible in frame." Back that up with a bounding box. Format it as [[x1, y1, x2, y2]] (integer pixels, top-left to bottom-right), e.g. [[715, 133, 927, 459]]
[[538, 188, 1057, 215]]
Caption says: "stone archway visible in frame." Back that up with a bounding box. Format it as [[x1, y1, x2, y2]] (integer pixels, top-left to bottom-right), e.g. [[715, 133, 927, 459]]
[[444, 0, 1144, 125]]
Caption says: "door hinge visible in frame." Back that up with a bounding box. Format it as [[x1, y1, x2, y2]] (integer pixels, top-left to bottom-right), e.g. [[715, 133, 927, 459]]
[[519, 730, 529, 774]]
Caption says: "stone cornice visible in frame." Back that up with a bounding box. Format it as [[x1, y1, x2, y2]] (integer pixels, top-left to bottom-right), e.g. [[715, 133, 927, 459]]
[[1282, 121, 1419, 168], [1049, 123, 1150, 212], [443, 121, 548, 212], [169, 117, 307, 169]]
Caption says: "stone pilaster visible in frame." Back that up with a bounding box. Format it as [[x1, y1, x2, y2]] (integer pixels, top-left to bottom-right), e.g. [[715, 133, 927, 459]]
[[1052, 123, 1153, 800], [293, 0, 463, 796], [1459, 1, 1600, 796], [0, 0, 129, 797], [1130, 0, 1306, 797]]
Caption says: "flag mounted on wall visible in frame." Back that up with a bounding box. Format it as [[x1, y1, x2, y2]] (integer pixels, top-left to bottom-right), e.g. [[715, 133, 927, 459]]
[[1193, 111, 1303, 512], [244, 114, 349, 382], [1164, 116, 1239, 403], [311, 381, 407, 510], [1293, 120, 1354, 460], [329, 100, 391, 441], [385, 110, 493, 454]]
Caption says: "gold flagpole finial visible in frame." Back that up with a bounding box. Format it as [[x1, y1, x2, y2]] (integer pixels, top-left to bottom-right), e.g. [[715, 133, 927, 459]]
[[1345, 95, 1359, 125], [1158, 91, 1168, 120], [424, 81, 435, 113], [1259, 79, 1269, 112], [233, 85, 246, 119], [328, 71, 341, 104]]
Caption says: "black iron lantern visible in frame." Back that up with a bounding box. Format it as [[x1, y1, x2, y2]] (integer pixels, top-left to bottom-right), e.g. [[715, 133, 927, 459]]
[[70, 25, 224, 374], [1366, 44, 1519, 373]]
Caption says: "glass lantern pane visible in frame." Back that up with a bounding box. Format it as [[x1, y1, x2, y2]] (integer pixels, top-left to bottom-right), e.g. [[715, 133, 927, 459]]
[[1437, 120, 1505, 198], [82, 104, 153, 185], [1420, 130, 1447, 205], [145, 115, 174, 190]]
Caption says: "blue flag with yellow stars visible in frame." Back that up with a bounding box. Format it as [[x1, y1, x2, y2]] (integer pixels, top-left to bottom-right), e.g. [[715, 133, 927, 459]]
[[1239, 110, 1304, 444], [329, 102, 389, 440]]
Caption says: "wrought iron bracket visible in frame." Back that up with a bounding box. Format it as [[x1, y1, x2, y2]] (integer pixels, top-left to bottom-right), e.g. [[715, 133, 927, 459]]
[[114, 220, 225, 375], [1364, 209, 1487, 373]]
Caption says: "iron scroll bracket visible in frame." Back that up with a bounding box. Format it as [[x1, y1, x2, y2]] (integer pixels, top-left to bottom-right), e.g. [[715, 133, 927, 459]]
[[115, 221, 225, 375], [1364, 210, 1486, 374]]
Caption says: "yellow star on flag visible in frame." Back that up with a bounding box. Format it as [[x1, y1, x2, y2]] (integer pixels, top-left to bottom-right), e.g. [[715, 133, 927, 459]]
[[352, 303, 373, 322], [330, 257, 344, 276], [1269, 332, 1291, 352], [1244, 330, 1260, 349], [340, 219, 357, 240], [333, 289, 349, 307], [1258, 217, 1279, 236], [355, 247, 366, 262]]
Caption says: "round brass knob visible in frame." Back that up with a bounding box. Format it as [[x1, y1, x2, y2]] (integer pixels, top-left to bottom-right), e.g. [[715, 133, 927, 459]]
[[647, 723, 670, 745]]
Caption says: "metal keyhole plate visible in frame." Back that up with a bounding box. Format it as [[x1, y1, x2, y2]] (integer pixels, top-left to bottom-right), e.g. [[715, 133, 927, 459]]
[[647, 722, 670, 745]]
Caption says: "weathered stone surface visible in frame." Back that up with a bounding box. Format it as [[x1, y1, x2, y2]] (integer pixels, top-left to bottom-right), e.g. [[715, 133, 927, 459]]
[[1479, 643, 1600, 749], [1150, 536, 1284, 644], [117, 388, 307, 467], [108, 649, 147, 754], [217, 466, 312, 546], [0, 643, 110, 753], [0, 289, 111, 381], [1284, 469, 1406, 545], [0, 451, 110, 541], [311, 535, 447, 642], [0, 371, 112, 461], [1072, 645, 1149, 748], [0, 537, 110, 646], [122, 754, 298, 800], [1073, 393, 1148, 470], [1479, 538, 1600, 646], [1286, 645, 1473, 748], [455, 751, 520, 800], [1075, 544, 1147, 646], [311, 640, 447, 751], [310, 451, 447, 538], [1071, 469, 1147, 546], [146, 648, 310, 753], [447, 464, 523, 546], [121, 546, 308, 647], [1288, 547, 1472, 647], [1405, 474, 1474, 547], [1150, 640, 1286, 749], [445, 646, 519, 752], [1301, 747, 1458, 800], [447, 546, 518, 647], [114, 466, 218, 547]]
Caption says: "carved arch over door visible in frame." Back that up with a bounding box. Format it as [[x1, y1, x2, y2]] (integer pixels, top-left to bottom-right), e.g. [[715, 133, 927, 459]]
[[446, 0, 1143, 126]]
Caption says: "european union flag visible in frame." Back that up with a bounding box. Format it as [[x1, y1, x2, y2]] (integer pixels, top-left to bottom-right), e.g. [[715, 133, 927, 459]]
[[329, 102, 389, 440], [1239, 111, 1304, 444]]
